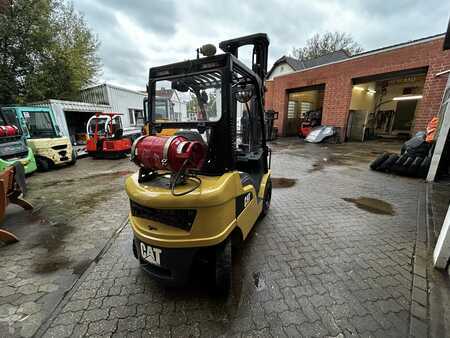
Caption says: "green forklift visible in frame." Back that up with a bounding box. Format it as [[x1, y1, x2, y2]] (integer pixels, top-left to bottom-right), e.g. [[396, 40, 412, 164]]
[[1, 107, 76, 171], [0, 109, 37, 174]]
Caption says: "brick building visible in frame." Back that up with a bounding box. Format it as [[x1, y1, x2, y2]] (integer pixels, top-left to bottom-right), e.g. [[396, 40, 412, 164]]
[[265, 34, 450, 140]]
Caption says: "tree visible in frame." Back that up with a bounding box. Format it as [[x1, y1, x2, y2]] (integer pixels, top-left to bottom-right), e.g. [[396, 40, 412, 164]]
[[291, 31, 363, 61], [0, 0, 101, 103]]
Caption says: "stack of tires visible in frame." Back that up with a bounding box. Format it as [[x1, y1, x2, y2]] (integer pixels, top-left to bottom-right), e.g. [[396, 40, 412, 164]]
[[370, 132, 433, 178]]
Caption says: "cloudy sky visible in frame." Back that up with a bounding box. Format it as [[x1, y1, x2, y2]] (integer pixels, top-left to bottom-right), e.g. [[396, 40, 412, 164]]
[[73, 0, 450, 91]]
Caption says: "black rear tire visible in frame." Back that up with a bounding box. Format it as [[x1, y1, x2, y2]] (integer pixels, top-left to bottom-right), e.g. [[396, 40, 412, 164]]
[[403, 156, 415, 169], [408, 157, 423, 177], [68, 148, 77, 165], [213, 238, 232, 295], [370, 153, 390, 170], [393, 156, 414, 175], [36, 157, 53, 171], [391, 153, 408, 173], [418, 156, 431, 178], [400, 144, 407, 155], [395, 153, 409, 166], [132, 239, 138, 259], [378, 154, 399, 172], [260, 178, 272, 218]]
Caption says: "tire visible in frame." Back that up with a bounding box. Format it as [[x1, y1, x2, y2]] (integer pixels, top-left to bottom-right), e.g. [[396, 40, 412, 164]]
[[68, 148, 77, 165], [132, 239, 138, 259], [213, 238, 232, 295], [408, 157, 423, 177], [370, 153, 390, 170], [260, 178, 272, 218], [391, 153, 408, 173], [418, 156, 431, 178], [36, 157, 53, 171], [378, 154, 399, 172], [400, 144, 406, 155], [403, 156, 414, 169], [395, 153, 408, 166], [394, 156, 414, 175]]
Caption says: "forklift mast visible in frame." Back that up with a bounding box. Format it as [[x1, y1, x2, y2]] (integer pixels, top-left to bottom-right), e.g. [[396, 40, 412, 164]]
[[219, 33, 269, 83], [220, 33, 270, 158]]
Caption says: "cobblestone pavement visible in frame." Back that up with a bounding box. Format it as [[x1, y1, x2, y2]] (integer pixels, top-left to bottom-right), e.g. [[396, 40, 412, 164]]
[[0, 158, 135, 337], [35, 139, 431, 338]]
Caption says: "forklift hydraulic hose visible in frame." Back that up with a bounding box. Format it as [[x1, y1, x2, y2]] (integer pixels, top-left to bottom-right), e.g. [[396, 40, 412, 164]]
[[169, 158, 202, 196]]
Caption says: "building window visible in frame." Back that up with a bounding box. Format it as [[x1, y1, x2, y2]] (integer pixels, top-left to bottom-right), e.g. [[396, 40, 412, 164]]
[[300, 102, 313, 118], [128, 109, 134, 125], [128, 109, 144, 126]]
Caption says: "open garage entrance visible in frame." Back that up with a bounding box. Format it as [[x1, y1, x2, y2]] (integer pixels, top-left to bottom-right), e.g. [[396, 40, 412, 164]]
[[286, 84, 325, 136], [65, 110, 95, 145], [347, 68, 427, 141]]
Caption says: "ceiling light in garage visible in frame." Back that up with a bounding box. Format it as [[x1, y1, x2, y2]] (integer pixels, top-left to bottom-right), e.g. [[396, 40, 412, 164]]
[[393, 95, 423, 101], [353, 86, 365, 91]]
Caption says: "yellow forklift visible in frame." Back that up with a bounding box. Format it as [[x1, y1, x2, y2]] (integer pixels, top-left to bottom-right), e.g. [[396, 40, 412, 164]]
[[126, 33, 272, 293]]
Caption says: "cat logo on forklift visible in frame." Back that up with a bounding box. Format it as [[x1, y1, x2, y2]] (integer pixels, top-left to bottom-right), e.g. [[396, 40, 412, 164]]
[[140, 243, 162, 266]]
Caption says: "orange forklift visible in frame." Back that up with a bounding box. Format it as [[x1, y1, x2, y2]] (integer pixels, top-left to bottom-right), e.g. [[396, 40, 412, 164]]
[[86, 112, 131, 158]]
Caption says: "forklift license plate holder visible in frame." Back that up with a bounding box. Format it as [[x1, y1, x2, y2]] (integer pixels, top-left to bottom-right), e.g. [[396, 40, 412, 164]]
[[139, 242, 162, 266]]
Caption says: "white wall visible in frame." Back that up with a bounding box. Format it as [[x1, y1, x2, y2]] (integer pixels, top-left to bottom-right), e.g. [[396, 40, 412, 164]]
[[171, 92, 188, 121], [106, 85, 145, 132], [350, 86, 376, 111], [267, 63, 295, 80], [81, 84, 145, 133]]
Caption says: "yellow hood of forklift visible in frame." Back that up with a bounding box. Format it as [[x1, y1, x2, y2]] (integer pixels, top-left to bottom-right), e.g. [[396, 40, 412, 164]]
[[125, 171, 242, 208], [28, 137, 71, 150]]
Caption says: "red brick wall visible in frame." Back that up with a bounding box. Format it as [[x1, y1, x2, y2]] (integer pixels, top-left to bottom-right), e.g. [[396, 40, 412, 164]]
[[266, 37, 450, 137], [265, 81, 274, 111]]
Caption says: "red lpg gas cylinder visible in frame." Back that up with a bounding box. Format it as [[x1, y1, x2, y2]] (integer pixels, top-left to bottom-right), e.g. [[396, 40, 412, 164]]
[[133, 135, 205, 172], [0, 125, 18, 137]]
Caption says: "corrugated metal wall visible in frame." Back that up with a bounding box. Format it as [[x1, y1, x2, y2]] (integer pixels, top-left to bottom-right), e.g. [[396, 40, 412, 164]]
[[33, 100, 111, 138], [106, 85, 145, 131], [80, 84, 145, 133], [80, 84, 109, 105]]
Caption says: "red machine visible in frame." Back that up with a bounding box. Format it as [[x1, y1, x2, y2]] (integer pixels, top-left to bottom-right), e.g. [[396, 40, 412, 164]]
[[86, 112, 131, 158], [297, 109, 322, 138], [132, 135, 205, 172], [298, 122, 313, 138]]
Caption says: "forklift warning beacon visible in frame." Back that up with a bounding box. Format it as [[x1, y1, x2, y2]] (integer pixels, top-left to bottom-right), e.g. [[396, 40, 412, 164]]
[[126, 33, 272, 293]]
